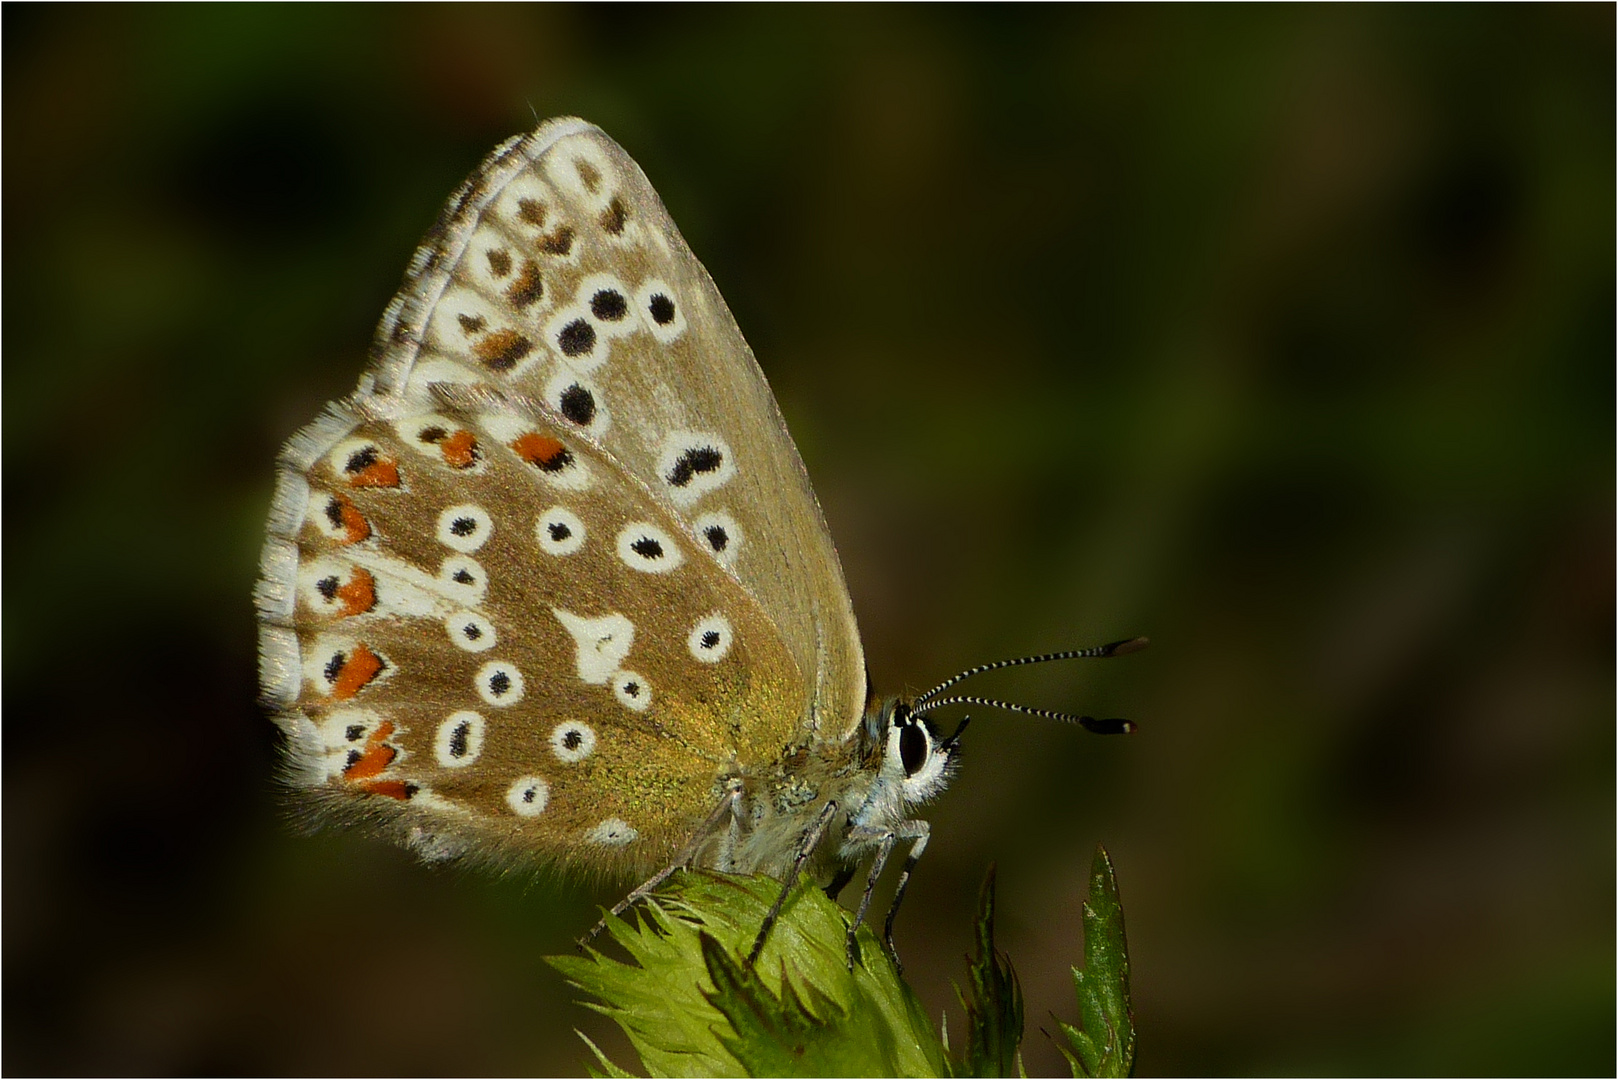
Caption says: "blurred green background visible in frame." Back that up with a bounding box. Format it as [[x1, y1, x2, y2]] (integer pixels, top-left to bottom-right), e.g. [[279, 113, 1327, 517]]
[[5, 5, 1612, 1075]]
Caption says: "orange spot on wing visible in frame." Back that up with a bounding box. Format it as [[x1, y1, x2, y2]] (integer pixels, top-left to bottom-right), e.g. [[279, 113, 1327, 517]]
[[359, 780, 415, 800], [347, 458, 399, 488], [474, 328, 533, 371], [511, 433, 566, 468], [336, 569, 376, 617], [439, 429, 479, 469], [336, 497, 371, 544], [331, 644, 384, 700], [344, 720, 397, 780]]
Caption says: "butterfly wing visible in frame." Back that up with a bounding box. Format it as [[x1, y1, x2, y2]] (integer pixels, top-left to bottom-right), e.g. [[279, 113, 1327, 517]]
[[361, 119, 866, 742], [256, 388, 804, 875]]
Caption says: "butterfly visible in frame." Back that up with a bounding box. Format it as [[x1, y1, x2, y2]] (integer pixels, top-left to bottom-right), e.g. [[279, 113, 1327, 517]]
[[254, 117, 1143, 971]]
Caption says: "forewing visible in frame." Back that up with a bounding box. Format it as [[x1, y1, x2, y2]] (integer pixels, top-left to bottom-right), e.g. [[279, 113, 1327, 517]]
[[361, 119, 865, 741], [256, 390, 803, 876]]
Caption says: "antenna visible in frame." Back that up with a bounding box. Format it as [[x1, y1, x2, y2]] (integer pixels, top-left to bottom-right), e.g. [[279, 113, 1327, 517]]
[[912, 636, 1148, 707], [914, 694, 1136, 735]]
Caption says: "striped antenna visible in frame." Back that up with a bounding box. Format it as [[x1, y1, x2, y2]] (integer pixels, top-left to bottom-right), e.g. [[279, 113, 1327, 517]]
[[912, 636, 1148, 708], [912, 694, 1136, 734]]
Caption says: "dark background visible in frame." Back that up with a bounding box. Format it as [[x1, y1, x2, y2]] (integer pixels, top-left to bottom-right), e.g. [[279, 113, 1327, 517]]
[[5, 5, 1612, 1075]]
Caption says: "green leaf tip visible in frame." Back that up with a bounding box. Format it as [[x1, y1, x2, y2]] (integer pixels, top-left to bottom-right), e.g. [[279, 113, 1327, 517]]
[[545, 871, 947, 1077], [952, 864, 1025, 1078], [1058, 845, 1136, 1079]]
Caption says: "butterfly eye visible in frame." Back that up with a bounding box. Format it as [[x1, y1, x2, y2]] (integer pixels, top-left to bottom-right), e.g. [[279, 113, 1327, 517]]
[[434, 711, 485, 768], [899, 721, 929, 778]]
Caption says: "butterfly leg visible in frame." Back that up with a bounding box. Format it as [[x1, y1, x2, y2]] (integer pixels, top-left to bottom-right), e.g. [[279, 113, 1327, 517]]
[[844, 828, 898, 971], [580, 784, 741, 947], [881, 821, 930, 976], [842, 819, 930, 973], [746, 799, 839, 967]]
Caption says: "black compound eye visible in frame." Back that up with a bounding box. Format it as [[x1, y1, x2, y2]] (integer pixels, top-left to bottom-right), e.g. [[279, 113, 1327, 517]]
[[899, 721, 928, 777]]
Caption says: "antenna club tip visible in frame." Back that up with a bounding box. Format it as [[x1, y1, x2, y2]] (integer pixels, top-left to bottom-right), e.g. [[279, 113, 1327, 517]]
[[1107, 636, 1149, 656]]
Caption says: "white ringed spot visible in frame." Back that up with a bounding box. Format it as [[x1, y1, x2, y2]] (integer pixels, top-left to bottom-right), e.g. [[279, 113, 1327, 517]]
[[477, 412, 595, 492], [691, 511, 742, 567], [615, 522, 684, 574], [398, 414, 484, 472], [328, 437, 399, 489], [543, 368, 609, 436], [545, 304, 607, 373], [547, 137, 617, 207], [312, 493, 371, 545], [317, 708, 382, 754], [586, 818, 639, 846], [445, 611, 497, 653], [612, 671, 651, 712], [434, 711, 486, 768], [688, 614, 734, 664], [305, 637, 390, 700], [536, 506, 585, 556], [656, 431, 735, 508], [576, 273, 637, 339], [438, 556, 488, 605], [300, 559, 377, 619], [475, 660, 525, 706], [550, 721, 597, 764], [436, 504, 493, 553], [636, 279, 687, 343], [551, 609, 634, 685], [506, 776, 550, 818]]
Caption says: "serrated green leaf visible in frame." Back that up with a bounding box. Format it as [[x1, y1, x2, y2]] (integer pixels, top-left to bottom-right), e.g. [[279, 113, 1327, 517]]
[[951, 864, 1025, 1078], [546, 871, 948, 1078], [1058, 845, 1136, 1078], [576, 1030, 638, 1079]]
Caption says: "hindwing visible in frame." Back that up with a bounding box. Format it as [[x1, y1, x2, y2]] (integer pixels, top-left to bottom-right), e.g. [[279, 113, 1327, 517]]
[[257, 389, 803, 875]]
